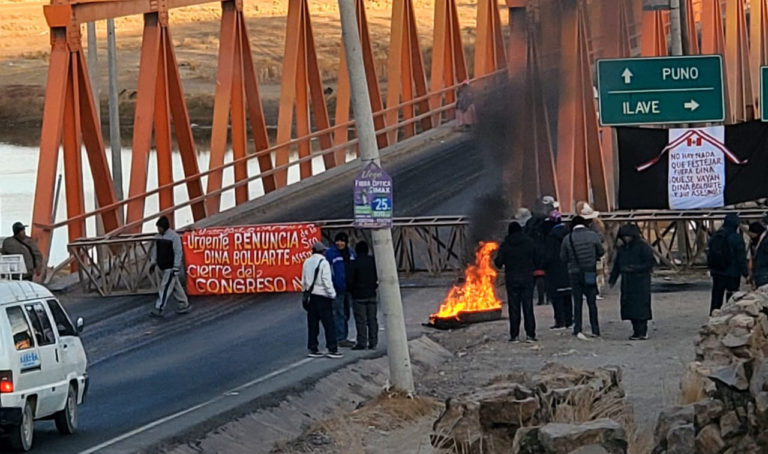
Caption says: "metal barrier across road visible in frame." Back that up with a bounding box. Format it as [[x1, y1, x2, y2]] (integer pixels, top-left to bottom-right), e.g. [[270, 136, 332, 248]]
[[67, 210, 768, 296]]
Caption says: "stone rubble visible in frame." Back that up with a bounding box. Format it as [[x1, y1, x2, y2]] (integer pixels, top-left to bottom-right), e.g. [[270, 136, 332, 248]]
[[431, 364, 631, 454], [653, 288, 768, 454]]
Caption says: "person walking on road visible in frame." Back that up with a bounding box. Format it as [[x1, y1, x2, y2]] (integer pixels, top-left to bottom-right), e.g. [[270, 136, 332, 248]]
[[707, 214, 748, 314], [495, 222, 538, 343], [149, 216, 191, 317], [326, 233, 356, 347], [609, 224, 655, 340], [542, 213, 572, 330], [2, 222, 43, 281], [303, 242, 343, 358], [348, 241, 379, 351], [560, 216, 605, 338]]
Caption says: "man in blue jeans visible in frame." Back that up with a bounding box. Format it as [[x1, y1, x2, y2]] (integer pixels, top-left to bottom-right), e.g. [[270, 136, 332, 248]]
[[326, 233, 356, 347]]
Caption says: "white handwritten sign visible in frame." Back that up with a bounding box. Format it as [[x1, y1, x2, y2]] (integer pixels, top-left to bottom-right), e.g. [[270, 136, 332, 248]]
[[668, 127, 725, 210]]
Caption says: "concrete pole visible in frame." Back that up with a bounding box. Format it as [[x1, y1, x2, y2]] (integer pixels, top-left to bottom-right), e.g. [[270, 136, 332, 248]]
[[87, 23, 101, 124], [107, 19, 124, 208], [678, 0, 691, 56], [337, 0, 414, 394], [669, 0, 683, 57]]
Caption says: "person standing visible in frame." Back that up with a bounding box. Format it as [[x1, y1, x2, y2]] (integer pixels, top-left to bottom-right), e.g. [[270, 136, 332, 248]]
[[348, 241, 379, 350], [525, 200, 551, 307], [302, 242, 343, 358], [2, 222, 43, 281], [326, 233, 356, 347], [149, 216, 191, 317], [542, 214, 572, 330], [560, 216, 605, 338], [495, 222, 538, 343], [749, 222, 768, 289], [707, 214, 748, 314], [609, 224, 655, 340], [456, 81, 475, 129]]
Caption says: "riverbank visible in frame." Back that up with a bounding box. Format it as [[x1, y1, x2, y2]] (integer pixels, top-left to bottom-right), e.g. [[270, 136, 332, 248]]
[[0, 0, 497, 144]]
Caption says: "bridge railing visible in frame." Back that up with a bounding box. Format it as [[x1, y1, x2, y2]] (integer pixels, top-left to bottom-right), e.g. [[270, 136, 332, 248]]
[[67, 209, 768, 296], [39, 70, 505, 277]]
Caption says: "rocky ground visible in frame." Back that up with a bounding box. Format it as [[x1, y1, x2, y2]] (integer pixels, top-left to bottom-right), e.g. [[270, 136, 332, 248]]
[[161, 274, 714, 453]]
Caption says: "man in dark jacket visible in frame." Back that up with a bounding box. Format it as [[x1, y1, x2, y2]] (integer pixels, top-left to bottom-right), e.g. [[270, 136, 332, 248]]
[[708, 214, 748, 314], [750, 222, 768, 288], [560, 216, 605, 338], [2, 222, 43, 281], [495, 222, 538, 343], [348, 241, 379, 350], [542, 215, 572, 330], [609, 224, 655, 340], [326, 233, 356, 347]]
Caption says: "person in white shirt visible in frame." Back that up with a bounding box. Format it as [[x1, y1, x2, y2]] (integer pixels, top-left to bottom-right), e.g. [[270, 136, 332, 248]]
[[302, 242, 342, 358]]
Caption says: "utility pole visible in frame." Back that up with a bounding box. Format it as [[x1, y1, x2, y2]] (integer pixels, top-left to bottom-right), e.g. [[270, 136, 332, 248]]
[[107, 19, 124, 209], [668, 0, 683, 57], [678, 0, 691, 56], [337, 0, 414, 394]]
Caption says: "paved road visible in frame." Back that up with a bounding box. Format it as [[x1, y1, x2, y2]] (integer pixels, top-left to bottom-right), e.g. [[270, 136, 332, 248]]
[[24, 135, 488, 453]]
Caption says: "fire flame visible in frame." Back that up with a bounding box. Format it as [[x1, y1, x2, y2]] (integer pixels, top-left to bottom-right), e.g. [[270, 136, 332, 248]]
[[431, 242, 502, 319]]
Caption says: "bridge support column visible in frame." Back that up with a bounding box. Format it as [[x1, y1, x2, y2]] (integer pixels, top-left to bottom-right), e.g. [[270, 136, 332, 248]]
[[32, 24, 121, 266], [206, 0, 274, 214], [429, 0, 468, 125], [726, 0, 755, 122], [125, 13, 205, 230], [274, 0, 335, 189], [641, 9, 668, 56], [386, 0, 432, 145], [334, 0, 388, 163], [475, 0, 506, 78], [556, 0, 608, 213]]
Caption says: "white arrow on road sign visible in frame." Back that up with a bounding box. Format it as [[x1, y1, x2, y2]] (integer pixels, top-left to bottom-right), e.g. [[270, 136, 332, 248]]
[[684, 100, 700, 112], [622, 68, 633, 84]]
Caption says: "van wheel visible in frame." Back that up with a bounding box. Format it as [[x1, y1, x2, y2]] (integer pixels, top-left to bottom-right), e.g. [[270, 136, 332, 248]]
[[55, 385, 78, 435], [9, 401, 34, 452]]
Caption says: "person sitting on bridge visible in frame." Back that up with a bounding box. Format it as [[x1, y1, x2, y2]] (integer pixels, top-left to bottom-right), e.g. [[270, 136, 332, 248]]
[[303, 242, 342, 359], [707, 214, 748, 315], [326, 233, 356, 348], [2, 222, 43, 281], [149, 216, 192, 317]]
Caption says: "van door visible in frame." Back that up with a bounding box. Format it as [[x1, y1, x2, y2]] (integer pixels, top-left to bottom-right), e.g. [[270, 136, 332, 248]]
[[45, 299, 86, 380], [24, 301, 65, 417], [4, 306, 43, 409]]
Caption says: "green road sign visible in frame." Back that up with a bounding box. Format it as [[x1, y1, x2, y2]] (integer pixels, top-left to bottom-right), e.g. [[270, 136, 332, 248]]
[[597, 55, 725, 126], [762, 67, 768, 122]]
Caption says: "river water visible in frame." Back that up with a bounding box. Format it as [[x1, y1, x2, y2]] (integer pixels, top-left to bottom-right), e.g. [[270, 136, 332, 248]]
[[0, 142, 339, 266]]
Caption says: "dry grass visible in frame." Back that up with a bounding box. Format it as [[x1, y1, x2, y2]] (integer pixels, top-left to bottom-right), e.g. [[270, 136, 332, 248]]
[[349, 391, 441, 431]]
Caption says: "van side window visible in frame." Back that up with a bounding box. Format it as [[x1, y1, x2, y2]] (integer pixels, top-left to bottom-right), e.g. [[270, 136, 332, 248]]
[[25, 303, 56, 346], [6, 306, 34, 351], [46, 299, 76, 337]]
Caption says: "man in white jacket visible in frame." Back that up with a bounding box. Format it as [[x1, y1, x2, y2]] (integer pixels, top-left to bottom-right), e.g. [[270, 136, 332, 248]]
[[302, 242, 342, 358]]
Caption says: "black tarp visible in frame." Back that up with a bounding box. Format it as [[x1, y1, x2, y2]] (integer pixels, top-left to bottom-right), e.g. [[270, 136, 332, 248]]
[[617, 121, 768, 209]]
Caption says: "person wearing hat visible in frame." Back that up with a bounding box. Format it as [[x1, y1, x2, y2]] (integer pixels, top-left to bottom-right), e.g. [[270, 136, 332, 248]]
[[326, 232, 356, 347], [577, 202, 607, 300], [149, 216, 191, 317], [2, 222, 43, 281], [303, 242, 342, 358]]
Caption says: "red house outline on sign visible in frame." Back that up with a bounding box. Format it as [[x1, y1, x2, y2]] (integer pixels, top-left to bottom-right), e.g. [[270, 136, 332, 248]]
[[636, 130, 747, 172]]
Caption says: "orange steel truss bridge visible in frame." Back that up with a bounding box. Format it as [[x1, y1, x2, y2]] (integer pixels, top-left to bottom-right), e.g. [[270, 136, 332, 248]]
[[30, 0, 768, 275]]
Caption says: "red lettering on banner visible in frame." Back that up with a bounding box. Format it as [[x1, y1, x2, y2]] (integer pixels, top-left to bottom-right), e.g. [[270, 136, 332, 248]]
[[182, 224, 320, 296]]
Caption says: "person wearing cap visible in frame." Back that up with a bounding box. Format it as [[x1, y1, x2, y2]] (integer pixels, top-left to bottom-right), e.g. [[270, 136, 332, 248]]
[[560, 216, 605, 338], [302, 242, 342, 358], [577, 202, 607, 300], [149, 216, 191, 317], [326, 232, 356, 347], [2, 222, 43, 281]]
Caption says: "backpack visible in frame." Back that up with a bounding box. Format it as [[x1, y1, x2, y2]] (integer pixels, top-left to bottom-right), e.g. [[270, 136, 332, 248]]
[[707, 231, 732, 272]]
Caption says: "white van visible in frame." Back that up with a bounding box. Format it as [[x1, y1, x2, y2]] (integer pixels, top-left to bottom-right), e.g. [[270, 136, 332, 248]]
[[0, 280, 87, 452]]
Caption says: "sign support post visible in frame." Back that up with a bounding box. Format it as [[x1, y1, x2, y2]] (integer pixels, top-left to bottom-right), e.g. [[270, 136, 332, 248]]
[[338, 0, 414, 394]]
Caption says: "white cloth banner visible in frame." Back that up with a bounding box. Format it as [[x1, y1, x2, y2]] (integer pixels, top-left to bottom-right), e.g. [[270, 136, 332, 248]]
[[668, 127, 725, 210]]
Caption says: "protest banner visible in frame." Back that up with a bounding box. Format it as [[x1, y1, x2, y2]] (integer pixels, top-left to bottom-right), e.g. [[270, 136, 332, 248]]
[[182, 224, 320, 296]]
